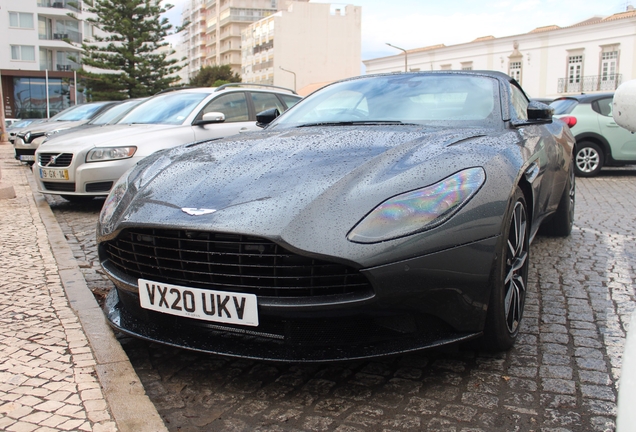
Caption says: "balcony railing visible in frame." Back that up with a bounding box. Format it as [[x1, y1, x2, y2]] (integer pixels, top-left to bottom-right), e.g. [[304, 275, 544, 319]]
[[38, 0, 82, 12], [558, 74, 623, 93]]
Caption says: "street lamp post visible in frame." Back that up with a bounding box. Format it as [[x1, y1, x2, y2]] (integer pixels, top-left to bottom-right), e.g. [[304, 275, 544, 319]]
[[386, 43, 408, 72], [279, 66, 297, 92]]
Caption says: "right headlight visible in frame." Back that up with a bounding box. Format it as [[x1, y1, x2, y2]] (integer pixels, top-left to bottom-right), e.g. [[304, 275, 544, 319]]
[[86, 146, 137, 162], [347, 167, 486, 244]]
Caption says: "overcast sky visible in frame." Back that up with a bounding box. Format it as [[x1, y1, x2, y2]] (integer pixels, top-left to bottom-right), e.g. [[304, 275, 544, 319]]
[[161, 0, 631, 61]]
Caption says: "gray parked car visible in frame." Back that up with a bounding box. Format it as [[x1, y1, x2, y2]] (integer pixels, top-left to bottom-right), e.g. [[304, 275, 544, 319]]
[[96, 71, 575, 361], [14, 101, 118, 164]]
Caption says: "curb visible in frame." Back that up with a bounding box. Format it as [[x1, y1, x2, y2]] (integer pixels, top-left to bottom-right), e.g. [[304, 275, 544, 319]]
[[24, 164, 168, 432]]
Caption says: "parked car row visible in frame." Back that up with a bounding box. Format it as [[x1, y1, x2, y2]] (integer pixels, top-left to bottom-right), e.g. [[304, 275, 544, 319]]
[[17, 84, 301, 202]]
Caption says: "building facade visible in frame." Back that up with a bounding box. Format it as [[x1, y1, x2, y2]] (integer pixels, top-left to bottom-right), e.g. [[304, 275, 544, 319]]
[[363, 8, 636, 98], [179, 0, 286, 82], [241, 2, 361, 94], [1, 0, 95, 118]]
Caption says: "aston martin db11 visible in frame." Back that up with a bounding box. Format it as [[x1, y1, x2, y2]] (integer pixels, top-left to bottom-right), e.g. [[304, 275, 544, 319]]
[[97, 71, 575, 362]]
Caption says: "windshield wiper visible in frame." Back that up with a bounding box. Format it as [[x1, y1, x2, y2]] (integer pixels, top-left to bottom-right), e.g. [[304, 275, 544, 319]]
[[297, 120, 417, 127]]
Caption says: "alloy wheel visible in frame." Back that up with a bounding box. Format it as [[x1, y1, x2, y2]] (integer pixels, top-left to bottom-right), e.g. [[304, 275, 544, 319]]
[[504, 201, 528, 334], [576, 147, 600, 174]]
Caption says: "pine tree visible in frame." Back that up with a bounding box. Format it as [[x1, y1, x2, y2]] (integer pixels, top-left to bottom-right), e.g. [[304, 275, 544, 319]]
[[79, 0, 185, 100], [189, 65, 241, 88]]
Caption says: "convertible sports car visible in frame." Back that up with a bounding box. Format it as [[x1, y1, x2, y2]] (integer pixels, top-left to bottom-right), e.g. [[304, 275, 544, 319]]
[[97, 71, 575, 362]]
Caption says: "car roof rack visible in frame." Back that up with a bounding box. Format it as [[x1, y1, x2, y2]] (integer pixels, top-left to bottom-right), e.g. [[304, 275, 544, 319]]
[[214, 83, 298, 95], [154, 86, 195, 95]]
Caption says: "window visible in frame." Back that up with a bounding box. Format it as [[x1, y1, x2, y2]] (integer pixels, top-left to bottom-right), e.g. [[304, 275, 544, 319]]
[[567, 55, 583, 84], [280, 94, 300, 109], [509, 61, 522, 84], [9, 12, 34, 29], [11, 45, 36, 61], [251, 92, 284, 114], [202, 92, 249, 122], [593, 98, 613, 117], [601, 51, 618, 81], [461, 62, 473, 71], [440, 64, 451, 70], [510, 85, 528, 120]]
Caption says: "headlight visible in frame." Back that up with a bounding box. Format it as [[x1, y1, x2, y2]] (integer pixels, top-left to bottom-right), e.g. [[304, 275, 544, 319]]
[[86, 147, 136, 162], [99, 165, 136, 233], [347, 167, 486, 244]]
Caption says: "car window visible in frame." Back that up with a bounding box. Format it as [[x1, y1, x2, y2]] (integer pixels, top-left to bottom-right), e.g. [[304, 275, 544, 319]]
[[120, 92, 209, 125], [202, 92, 249, 122], [593, 98, 613, 117], [55, 103, 109, 121], [510, 85, 528, 120], [550, 99, 578, 115], [280, 94, 301, 109], [90, 99, 145, 125], [271, 74, 498, 127], [251, 92, 285, 115]]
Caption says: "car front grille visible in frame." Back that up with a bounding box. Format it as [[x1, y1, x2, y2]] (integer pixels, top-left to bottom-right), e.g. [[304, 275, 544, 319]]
[[103, 229, 372, 298], [42, 182, 75, 192], [39, 153, 73, 167]]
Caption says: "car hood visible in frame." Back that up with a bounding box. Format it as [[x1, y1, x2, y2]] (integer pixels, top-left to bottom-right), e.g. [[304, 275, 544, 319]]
[[37, 124, 185, 152], [24, 119, 89, 135], [106, 125, 517, 266]]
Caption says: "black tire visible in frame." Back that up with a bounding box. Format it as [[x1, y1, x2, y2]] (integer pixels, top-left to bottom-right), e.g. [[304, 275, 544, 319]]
[[61, 195, 95, 203], [482, 187, 529, 351], [541, 161, 575, 237], [574, 141, 603, 177]]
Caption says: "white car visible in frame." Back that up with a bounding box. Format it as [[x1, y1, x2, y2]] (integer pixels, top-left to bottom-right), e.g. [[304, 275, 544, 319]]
[[34, 85, 301, 202], [14, 101, 118, 163]]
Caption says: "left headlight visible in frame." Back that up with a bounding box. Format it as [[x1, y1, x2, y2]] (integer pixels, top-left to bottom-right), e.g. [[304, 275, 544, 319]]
[[347, 167, 486, 244], [86, 146, 137, 162]]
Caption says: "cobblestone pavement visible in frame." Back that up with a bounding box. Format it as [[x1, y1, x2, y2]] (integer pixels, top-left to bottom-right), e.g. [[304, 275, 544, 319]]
[[0, 150, 116, 431], [44, 168, 636, 432]]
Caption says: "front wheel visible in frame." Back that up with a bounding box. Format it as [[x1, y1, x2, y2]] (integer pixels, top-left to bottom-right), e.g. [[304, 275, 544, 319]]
[[574, 141, 603, 177], [482, 187, 529, 351]]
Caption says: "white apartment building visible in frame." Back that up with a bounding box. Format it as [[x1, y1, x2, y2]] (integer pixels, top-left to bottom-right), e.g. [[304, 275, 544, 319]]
[[179, 0, 285, 81], [363, 8, 636, 99], [1, 0, 95, 118], [241, 2, 361, 94]]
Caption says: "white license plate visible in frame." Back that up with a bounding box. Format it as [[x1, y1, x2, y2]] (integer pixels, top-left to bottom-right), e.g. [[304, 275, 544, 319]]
[[138, 278, 259, 326], [20, 155, 35, 162], [40, 168, 69, 180]]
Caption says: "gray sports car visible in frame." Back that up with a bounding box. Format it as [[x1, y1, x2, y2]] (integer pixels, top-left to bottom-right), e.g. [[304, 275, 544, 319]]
[[97, 71, 575, 362]]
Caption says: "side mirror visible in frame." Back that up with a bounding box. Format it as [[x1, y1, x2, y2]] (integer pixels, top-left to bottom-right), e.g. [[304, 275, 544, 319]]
[[194, 112, 225, 126], [527, 101, 554, 122], [256, 108, 280, 128]]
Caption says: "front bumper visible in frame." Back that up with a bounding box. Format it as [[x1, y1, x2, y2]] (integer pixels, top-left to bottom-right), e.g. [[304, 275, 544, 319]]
[[101, 236, 498, 362], [34, 155, 139, 196]]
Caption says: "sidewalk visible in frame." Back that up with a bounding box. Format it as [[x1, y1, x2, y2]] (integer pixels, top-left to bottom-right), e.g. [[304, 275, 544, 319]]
[[0, 143, 167, 432]]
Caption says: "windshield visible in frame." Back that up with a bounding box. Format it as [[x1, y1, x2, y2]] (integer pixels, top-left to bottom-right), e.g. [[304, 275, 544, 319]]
[[119, 92, 209, 125], [271, 74, 499, 128], [55, 102, 109, 121], [550, 99, 578, 115], [89, 99, 147, 125]]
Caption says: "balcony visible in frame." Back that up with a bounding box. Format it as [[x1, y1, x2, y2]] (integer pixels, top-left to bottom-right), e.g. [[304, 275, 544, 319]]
[[56, 64, 74, 71], [38, 0, 82, 12], [558, 74, 623, 93]]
